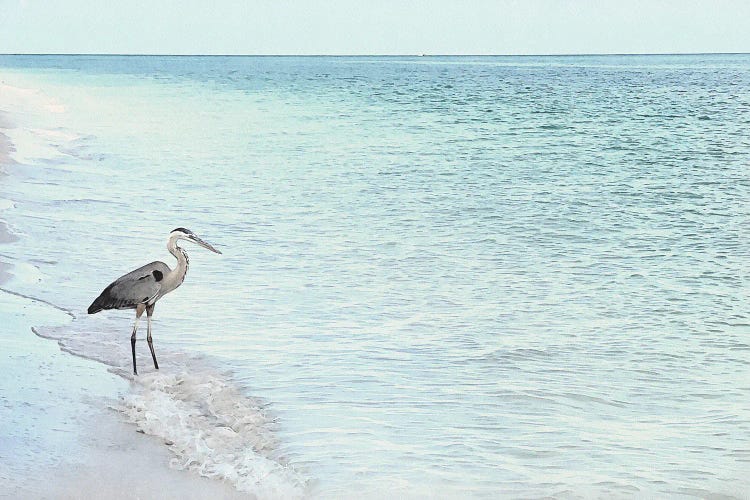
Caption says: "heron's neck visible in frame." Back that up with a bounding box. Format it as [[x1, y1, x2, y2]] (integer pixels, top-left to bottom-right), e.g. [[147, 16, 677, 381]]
[[167, 237, 190, 284]]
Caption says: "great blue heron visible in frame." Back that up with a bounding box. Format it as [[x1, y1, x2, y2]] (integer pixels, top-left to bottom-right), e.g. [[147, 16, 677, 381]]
[[87, 227, 221, 374]]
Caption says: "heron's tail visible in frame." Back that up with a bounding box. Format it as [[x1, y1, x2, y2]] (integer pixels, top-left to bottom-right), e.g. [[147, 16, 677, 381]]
[[88, 281, 120, 314], [87, 295, 106, 314], [87, 302, 103, 314]]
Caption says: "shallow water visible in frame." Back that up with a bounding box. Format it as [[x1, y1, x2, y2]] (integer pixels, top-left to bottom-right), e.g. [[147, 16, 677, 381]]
[[0, 54, 749, 498]]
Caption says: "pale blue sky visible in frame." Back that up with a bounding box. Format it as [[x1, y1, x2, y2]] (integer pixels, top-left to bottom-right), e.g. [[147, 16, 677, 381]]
[[1, 0, 749, 55]]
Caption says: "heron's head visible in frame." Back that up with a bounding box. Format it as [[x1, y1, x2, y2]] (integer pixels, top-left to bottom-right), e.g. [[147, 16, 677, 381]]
[[170, 227, 222, 254]]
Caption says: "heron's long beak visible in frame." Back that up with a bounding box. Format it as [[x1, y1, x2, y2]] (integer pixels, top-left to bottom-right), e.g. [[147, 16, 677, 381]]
[[189, 234, 222, 254]]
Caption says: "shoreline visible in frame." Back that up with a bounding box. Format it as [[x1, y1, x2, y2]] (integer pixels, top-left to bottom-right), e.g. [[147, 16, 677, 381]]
[[0, 107, 250, 499]]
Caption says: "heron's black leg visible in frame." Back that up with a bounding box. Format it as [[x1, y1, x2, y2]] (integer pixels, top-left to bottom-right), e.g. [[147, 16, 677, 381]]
[[131, 305, 145, 375], [146, 303, 159, 370], [147, 337, 158, 370], [131, 332, 137, 375]]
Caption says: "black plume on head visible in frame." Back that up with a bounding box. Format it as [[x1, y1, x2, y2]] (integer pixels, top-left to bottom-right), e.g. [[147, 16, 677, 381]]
[[171, 227, 193, 235]]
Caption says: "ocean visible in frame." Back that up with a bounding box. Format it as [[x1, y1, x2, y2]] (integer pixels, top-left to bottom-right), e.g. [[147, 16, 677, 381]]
[[0, 54, 748, 498]]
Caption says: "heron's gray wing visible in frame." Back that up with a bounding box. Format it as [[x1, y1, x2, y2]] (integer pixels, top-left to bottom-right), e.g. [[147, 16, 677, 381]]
[[88, 261, 170, 313]]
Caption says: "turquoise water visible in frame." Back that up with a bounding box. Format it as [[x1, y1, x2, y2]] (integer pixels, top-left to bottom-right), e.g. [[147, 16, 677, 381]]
[[1, 54, 749, 498]]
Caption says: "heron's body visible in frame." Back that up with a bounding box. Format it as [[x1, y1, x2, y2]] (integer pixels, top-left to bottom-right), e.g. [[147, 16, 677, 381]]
[[87, 228, 220, 374]]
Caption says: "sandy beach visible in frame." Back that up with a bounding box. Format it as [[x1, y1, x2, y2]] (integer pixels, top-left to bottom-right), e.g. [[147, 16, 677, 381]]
[[0, 107, 248, 499]]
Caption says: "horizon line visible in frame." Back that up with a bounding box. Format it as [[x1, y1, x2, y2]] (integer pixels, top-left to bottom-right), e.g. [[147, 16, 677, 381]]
[[1, 51, 749, 58]]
